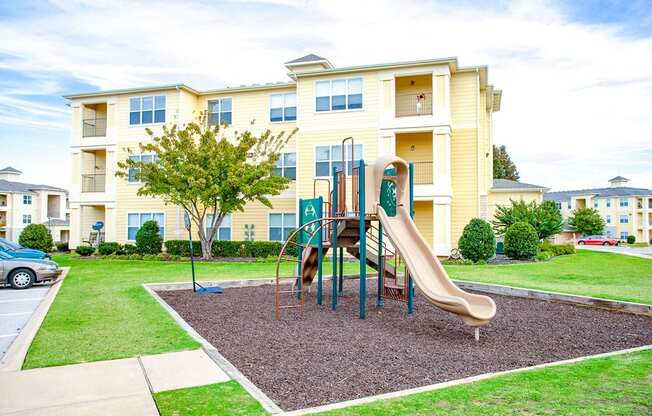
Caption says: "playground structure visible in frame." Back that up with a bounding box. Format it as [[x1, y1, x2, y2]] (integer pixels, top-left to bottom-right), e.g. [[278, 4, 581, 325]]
[[275, 138, 497, 333]]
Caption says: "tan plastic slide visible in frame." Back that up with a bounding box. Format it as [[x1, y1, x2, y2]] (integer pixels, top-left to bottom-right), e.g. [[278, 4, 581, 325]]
[[369, 155, 496, 327]]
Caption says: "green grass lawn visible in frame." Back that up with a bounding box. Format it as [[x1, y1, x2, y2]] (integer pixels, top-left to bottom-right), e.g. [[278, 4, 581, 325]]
[[447, 250, 652, 305], [153, 350, 652, 416], [23, 256, 363, 369]]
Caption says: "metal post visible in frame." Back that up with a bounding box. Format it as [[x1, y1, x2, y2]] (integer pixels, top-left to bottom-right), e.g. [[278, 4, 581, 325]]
[[188, 228, 196, 293], [377, 222, 384, 307], [297, 199, 303, 300], [358, 159, 366, 319], [317, 196, 323, 306], [331, 167, 338, 310], [407, 162, 414, 314], [338, 247, 344, 296]]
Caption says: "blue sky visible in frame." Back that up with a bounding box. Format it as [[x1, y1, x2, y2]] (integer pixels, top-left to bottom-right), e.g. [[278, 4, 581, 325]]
[[0, 0, 651, 190]]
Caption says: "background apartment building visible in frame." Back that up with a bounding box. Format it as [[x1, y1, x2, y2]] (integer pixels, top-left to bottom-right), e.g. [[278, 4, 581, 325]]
[[66, 54, 504, 255], [0, 167, 69, 243], [544, 176, 652, 243]]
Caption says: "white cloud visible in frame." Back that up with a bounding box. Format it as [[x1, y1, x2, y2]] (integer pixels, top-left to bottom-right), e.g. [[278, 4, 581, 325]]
[[0, 0, 650, 190]]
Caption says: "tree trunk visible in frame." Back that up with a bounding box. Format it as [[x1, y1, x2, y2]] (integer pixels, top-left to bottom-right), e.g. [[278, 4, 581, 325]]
[[200, 237, 213, 260]]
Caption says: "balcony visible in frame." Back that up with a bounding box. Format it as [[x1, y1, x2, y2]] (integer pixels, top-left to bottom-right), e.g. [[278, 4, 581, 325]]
[[81, 174, 106, 193], [413, 161, 434, 185], [396, 92, 433, 117], [82, 118, 107, 137]]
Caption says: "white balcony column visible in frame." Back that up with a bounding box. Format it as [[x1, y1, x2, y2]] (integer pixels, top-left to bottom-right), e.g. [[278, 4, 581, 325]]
[[433, 197, 452, 256], [433, 128, 452, 195], [377, 133, 395, 158], [106, 99, 117, 144], [105, 203, 117, 242], [69, 204, 82, 248]]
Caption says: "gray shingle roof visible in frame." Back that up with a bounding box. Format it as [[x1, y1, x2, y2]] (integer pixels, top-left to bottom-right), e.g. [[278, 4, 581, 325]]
[[492, 179, 548, 191], [608, 176, 629, 182], [544, 186, 652, 201], [0, 166, 22, 174], [0, 179, 66, 193], [285, 54, 327, 64]]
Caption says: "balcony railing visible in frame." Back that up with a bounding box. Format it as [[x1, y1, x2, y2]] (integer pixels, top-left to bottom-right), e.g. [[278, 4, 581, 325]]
[[81, 174, 106, 193], [395, 92, 433, 117], [412, 161, 433, 185], [0, 201, 6, 207], [82, 118, 107, 137]]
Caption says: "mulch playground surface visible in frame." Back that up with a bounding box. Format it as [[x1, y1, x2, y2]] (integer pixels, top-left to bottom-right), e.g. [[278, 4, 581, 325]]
[[158, 281, 652, 411]]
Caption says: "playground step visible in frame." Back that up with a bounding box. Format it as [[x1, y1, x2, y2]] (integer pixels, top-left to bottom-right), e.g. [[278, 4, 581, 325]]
[[346, 247, 397, 279]]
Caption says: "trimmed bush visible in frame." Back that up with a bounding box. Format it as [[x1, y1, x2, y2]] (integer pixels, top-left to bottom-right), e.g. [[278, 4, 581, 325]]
[[627, 235, 636, 244], [122, 244, 139, 255], [458, 218, 495, 263], [504, 222, 539, 260], [164, 239, 292, 258], [18, 224, 54, 252], [98, 242, 122, 256], [56, 241, 69, 252], [75, 245, 95, 256], [135, 220, 162, 254], [540, 241, 575, 256], [536, 251, 554, 261]]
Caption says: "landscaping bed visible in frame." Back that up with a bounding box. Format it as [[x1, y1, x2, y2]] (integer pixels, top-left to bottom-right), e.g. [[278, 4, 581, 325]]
[[157, 280, 652, 411]]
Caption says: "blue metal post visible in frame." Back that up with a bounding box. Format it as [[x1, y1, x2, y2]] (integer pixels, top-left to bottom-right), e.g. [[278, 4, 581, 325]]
[[331, 167, 338, 310], [297, 199, 303, 300], [358, 159, 366, 319], [376, 222, 384, 307], [407, 163, 414, 314], [338, 247, 344, 296], [317, 196, 323, 306]]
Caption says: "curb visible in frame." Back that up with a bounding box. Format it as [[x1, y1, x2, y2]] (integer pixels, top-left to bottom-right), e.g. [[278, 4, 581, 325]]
[[0, 267, 70, 372]]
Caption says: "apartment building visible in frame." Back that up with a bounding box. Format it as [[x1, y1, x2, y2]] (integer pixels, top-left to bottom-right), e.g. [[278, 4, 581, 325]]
[[488, 178, 549, 220], [544, 176, 652, 243], [65, 54, 503, 255], [0, 167, 69, 243]]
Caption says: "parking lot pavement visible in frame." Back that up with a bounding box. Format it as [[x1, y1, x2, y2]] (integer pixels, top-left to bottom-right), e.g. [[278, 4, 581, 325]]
[[0, 286, 50, 360], [578, 245, 652, 259]]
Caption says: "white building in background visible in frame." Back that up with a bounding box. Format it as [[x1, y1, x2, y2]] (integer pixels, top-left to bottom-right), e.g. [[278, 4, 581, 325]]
[[0, 167, 70, 244]]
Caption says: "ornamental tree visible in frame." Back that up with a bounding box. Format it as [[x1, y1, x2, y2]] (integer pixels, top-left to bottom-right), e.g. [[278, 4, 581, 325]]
[[568, 208, 606, 236], [493, 145, 519, 181], [117, 114, 295, 259], [492, 200, 563, 240]]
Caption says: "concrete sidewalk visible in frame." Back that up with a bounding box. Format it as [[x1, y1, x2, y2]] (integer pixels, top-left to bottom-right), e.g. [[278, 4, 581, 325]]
[[0, 349, 230, 415], [578, 245, 652, 259]]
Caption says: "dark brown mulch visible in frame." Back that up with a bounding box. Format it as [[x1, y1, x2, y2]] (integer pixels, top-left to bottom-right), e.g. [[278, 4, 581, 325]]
[[158, 281, 652, 411]]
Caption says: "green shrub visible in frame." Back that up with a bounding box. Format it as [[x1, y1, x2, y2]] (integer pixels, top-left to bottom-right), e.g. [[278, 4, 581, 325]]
[[164, 239, 290, 258], [536, 251, 554, 261], [127, 254, 143, 260], [627, 235, 636, 244], [75, 245, 95, 256], [98, 242, 122, 256], [504, 222, 539, 260], [443, 259, 474, 265], [540, 241, 575, 256], [56, 241, 69, 252], [458, 218, 496, 262], [18, 224, 54, 252], [164, 240, 200, 256], [135, 220, 162, 254], [122, 244, 139, 255]]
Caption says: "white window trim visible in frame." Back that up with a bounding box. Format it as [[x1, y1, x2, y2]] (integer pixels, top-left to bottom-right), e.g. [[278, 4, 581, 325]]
[[127, 153, 157, 185], [128, 95, 167, 127], [23, 195, 32, 205], [274, 152, 297, 181], [313, 77, 364, 114], [269, 93, 297, 123], [22, 214, 32, 225], [204, 213, 232, 241], [267, 212, 296, 242], [313, 143, 364, 179], [207, 97, 234, 126], [126, 212, 166, 242]]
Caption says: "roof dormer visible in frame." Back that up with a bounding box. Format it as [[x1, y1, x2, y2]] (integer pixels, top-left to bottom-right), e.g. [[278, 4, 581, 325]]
[[285, 54, 333, 78], [608, 176, 629, 188]]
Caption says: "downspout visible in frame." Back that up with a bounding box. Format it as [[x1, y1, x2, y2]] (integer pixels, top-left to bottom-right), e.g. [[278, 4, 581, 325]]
[[176, 85, 182, 239], [476, 69, 481, 218]]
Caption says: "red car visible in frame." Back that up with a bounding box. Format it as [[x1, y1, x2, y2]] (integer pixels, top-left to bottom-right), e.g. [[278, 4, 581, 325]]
[[576, 235, 619, 246]]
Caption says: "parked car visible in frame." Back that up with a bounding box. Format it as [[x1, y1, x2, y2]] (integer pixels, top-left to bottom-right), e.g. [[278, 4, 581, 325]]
[[0, 237, 50, 260], [576, 235, 619, 246], [0, 251, 61, 289]]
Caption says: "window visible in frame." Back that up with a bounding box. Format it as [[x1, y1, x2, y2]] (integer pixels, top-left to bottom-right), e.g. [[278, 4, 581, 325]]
[[606, 198, 611, 208], [269, 213, 295, 241], [567, 200, 571, 209], [127, 213, 164, 240], [593, 199, 599, 208], [619, 215, 629, 224], [619, 197, 629, 207], [22, 214, 31, 224], [605, 230, 613, 238], [555, 201, 562, 210], [606, 215, 611, 224], [315, 78, 363, 112], [23, 195, 32, 205], [208, 98, 232, 126], [620, 231, 628, 241], [205, 214, 231, 241], [127, 154, 157, 183], [129, 95, 166, 125], [270, 93, 296, 122], [274, 152, 296, 180], [315, 143, 363, 176]]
